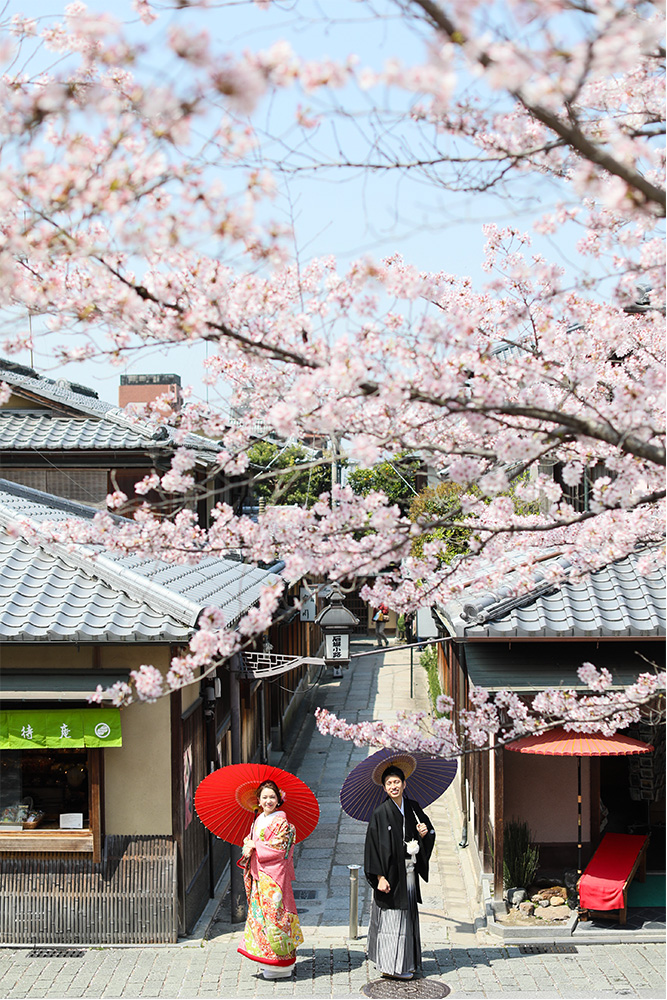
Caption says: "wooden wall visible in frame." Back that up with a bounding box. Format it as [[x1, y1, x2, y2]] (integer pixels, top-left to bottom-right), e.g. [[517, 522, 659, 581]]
[[0, 836, 177, 944]]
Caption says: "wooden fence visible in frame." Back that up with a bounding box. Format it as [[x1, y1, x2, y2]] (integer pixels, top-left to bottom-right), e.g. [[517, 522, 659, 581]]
[[0, 835, 177, 944]]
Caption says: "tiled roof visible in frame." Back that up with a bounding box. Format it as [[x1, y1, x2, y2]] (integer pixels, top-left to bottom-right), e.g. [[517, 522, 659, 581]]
[[105, 552, 280, 627], [0, 359, 321, 461], [0, 479, 122, 524], [440, 551, 666, 638], [0, 479, 282, 642], [0, 412, 155, 451], [0, 534, 196, 642], [489, 336, 533, 361], [0, 363, 221, 461], [0, 362, 116, 417]]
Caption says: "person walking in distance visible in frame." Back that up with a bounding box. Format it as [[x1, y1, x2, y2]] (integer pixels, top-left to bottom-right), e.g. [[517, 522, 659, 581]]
[[374, 603, 389, 647]]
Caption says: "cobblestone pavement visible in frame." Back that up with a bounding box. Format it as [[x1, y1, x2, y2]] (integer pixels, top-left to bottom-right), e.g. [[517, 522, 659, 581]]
[[0, 641, 664, 999], [0, 939, 665, 999]]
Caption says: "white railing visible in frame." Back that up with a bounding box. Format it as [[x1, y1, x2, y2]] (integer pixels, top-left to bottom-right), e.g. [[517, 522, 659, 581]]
[[238, 652, 323, 679]]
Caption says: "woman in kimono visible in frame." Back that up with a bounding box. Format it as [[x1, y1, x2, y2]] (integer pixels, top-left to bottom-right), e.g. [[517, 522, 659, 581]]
[[238, 780, 304, 979], [364, 765, 435, 980]]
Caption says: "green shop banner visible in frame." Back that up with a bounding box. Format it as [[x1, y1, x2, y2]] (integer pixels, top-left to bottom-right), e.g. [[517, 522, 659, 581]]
[[0, 709, 122, 749]]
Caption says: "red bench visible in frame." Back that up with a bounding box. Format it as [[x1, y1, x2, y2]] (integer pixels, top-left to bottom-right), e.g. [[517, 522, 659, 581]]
[[577, 832, 649, 925]]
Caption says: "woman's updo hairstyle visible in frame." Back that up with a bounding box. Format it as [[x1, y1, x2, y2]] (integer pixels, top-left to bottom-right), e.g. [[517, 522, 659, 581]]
[[256, 779, 283, 806]]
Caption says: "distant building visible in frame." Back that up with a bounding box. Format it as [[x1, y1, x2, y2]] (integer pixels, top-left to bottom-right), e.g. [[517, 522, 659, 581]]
[[0, 359, 249, 521]]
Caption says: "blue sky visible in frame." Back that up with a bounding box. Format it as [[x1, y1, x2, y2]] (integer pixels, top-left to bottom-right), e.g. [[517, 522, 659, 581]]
[[5, 1, 594, 405]]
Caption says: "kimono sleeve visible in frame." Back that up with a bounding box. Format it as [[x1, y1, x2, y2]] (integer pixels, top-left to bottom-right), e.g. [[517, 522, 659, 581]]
[[412, 800, 435, 881], [267, 816, 296, 857], [364, 809, 384, 889]]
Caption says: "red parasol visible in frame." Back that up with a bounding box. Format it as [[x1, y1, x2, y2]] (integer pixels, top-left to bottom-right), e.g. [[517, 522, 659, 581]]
[[506, 727, 653, 875], [194, 763, 319, 846]]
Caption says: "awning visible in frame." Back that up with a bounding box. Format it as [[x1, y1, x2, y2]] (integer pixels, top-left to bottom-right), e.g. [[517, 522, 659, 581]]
[[0, 673, 129, 702], [0, 709, 122, 748], [506, 727, 653, 757], [463, 641, 659, 693]]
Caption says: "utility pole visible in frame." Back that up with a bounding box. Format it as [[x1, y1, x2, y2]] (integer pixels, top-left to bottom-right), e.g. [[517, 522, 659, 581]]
[[330, 432, 341, 494]]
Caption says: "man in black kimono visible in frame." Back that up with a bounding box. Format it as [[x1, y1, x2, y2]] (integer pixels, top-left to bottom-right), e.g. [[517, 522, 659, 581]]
[[364, 765, 435, 980]]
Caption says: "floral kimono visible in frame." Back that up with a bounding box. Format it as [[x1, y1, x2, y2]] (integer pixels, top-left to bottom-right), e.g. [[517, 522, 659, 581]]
[[237, 810, 304, 969]]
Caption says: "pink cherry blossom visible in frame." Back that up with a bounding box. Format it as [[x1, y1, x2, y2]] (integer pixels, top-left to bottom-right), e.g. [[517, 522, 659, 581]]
[[0, 0, 661, 732], [132, 2, 157, 26], [130, 664, 164, 703]]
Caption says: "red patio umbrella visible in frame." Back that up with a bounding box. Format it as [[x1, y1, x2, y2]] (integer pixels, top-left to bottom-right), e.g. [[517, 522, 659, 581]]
[[506, 727, 653, 876], [194, 763, 319, 846]]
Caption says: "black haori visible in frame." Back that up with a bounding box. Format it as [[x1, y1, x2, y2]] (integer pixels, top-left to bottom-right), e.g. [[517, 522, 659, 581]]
[[364, 796, 435, 977]]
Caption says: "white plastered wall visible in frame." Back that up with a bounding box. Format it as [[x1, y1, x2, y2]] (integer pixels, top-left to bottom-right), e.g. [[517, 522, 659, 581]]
[[101, 646, 173, 835]]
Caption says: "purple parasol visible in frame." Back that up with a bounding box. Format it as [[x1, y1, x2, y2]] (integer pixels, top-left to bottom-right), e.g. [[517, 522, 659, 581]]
[[340, 747, 457, 822]]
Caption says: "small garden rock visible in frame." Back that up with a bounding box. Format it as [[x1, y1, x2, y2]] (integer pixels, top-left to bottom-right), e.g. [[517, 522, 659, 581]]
[[507, 888, 527, 906], [535, 903, 570, 921]]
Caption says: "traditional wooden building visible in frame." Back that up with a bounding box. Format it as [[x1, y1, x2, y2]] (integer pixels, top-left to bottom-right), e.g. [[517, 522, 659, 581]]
[[0, 479, 316, 942], [432, 551, 666, 898], [0, 359, 249, 519]]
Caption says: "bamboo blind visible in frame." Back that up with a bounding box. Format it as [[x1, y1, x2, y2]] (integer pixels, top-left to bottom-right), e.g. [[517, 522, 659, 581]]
[[0, 835, 177, 944]]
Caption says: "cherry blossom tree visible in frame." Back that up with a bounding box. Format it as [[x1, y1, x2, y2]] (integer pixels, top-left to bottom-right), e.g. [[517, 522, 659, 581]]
[[0, 0, 663, 730]]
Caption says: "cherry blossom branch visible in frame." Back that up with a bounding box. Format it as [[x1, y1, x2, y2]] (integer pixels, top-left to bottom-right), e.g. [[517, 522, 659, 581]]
[[0, 2, 662, 725], [315, 663, 666, 758], [406, 0, 666, 212]]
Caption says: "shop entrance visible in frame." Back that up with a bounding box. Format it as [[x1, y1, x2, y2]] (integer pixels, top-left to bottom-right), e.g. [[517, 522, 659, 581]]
[[600, 729, 665, 873]]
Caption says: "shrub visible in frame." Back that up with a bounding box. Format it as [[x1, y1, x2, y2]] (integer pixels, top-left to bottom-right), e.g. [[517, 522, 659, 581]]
[[503, 819, 540, 889], [419, 645, 445, 717]]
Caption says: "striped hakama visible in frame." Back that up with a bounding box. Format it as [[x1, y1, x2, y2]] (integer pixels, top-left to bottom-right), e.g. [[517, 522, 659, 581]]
[[367, 858, 421, 978]]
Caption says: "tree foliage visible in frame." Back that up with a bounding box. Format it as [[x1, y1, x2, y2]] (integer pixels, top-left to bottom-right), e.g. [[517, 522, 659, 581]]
[[248, 441, 331, 507], [408, 481, 472, 560], [408, 477, 541, 559], [0, 0, 662, 728], [347, 456, 421, 513]]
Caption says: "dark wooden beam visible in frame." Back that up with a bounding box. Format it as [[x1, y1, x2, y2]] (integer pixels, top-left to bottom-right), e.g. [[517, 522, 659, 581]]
[[493, 744, 504, 901]]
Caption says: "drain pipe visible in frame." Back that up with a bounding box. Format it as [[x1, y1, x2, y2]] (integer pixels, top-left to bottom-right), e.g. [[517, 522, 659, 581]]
[[459, 753, 468, 847]]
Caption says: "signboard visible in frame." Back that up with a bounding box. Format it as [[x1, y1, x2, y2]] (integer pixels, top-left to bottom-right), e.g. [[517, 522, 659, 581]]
[[299, 587, 317, 622], [324, 632, 349, 661], [60, 813, 84, 829], [0, 709, 122, 749]]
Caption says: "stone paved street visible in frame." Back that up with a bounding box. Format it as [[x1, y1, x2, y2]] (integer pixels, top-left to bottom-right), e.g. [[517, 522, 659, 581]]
[[0, 641, 664, 999], [0, 936, 664, 998]]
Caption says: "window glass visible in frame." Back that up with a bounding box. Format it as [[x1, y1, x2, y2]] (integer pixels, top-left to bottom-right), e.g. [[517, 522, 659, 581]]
[[0, 750, 89, 830]]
